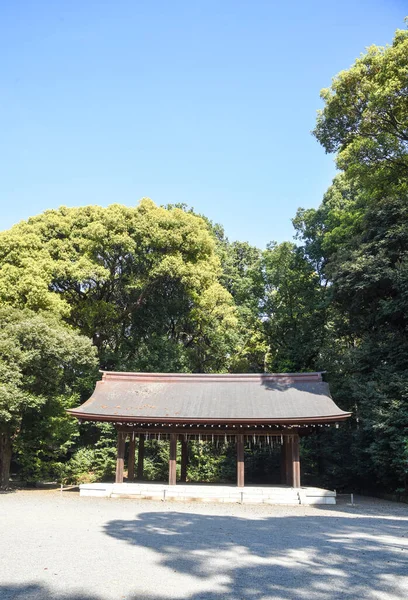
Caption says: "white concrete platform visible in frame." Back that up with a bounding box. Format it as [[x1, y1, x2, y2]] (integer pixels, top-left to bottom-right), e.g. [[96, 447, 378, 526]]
[[79, 482, 336, 505]]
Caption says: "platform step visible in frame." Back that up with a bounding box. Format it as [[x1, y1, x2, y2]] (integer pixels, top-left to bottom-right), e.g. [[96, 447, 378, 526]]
[[80, 483, 336, 505]]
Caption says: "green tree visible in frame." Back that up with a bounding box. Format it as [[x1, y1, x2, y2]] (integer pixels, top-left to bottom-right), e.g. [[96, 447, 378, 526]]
[[0, 307, 97, 488], [293, 174, 363, 281], [294, 21, 408, 492], [169, 209, 269, 373], [262, 242, 327, 372], [0, 201, 236, 373], [220, 240, 267, 372], [314, 23, 408, 189]]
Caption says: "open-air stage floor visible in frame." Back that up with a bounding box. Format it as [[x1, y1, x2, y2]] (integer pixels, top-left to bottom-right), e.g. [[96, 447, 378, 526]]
[[80, 482, 336, 504]]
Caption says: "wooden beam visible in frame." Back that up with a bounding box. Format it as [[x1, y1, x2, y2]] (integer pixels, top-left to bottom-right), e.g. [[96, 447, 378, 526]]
[[137, 434, 145, 480], [292, 433, 301, 488], [236, 434, 245, 488], [180, 437, 188, 483], [115, 431, 126, 484], [169, 433, 177, 486], [116, 426, 309, 436], [127, 434, 136, 481]]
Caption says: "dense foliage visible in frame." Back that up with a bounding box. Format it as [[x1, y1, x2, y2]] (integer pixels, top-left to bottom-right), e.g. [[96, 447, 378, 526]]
[[0, 201, 236, 373], [0, 308, 97, 487], [296, 22, 408, 493], [0, 22, 407, 493]]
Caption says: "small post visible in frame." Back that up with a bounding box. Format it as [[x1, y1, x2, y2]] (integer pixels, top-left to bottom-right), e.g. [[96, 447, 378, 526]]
[[137, 434, 145, 480], [236, 434, 245, 488], [115, 431, 126, 484], [128, 434, 136, 481], [169, 433, 177, 486]]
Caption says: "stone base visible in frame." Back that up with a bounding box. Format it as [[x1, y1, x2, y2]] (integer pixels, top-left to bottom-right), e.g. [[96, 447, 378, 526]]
[[298, 487, 337, 505], [79, 483, 336, 505]]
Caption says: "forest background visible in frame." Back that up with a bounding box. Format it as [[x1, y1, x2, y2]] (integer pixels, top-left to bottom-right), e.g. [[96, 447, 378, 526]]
[[1, 24, 407, 493]]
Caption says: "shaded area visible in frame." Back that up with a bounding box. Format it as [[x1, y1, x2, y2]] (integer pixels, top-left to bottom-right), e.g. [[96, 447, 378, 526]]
[[0, 584, 100, 600], [103, 509, 408, 600], [0, 584, 163, 600], [0, 488, 16, 494]]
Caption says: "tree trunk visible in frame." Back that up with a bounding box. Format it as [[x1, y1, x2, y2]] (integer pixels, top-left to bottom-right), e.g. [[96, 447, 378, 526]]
[[0, 431, 12, 489]]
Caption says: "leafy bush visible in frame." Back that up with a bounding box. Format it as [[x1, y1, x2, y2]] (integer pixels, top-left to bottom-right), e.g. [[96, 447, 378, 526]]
[[63, 446, 116, 484]]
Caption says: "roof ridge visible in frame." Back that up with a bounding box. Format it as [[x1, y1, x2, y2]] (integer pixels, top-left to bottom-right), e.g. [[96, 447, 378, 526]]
[[100, 371, 324, 382]]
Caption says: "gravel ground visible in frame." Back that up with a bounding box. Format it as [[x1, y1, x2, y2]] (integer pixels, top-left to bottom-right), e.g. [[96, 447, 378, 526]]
[[0, 490, 407, 600]]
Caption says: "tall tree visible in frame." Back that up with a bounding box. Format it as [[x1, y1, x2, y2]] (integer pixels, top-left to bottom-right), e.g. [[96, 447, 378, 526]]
[[314, 23, 408, 190], [165, 209, 268, 372], [220, 240, 267, 372], [0, 201, 236, 373], [295, 21, 408, 492], [262, 242, 327, 372], [0, 308, 97, 488]]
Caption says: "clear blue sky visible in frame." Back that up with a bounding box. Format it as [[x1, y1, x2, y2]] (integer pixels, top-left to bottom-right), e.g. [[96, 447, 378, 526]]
[[1, 1, 406, 248]]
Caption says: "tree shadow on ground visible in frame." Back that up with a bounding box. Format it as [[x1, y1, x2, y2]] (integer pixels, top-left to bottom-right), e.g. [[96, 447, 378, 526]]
[[0, 584, 97, 600], [1, 504, 407, 600], [102, 509, 408, 600], [0, 583, 158, 600]]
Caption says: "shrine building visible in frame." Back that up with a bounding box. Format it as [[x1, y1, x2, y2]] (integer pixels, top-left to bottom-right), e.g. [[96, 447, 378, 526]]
[[68, 371, 351, 491]]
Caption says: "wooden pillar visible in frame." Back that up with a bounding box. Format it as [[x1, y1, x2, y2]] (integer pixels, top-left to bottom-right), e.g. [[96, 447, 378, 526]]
[[169, 433, 177, 486], [115, 431, 126, 484], [128, 434, 136, 481], [285, 436, 293, 486], [137, 434, 145, 480], [280, 438, 287, 484], [180, 437, 188, 483], [236, 434, 245, 488], [292, 433, 301, 488]]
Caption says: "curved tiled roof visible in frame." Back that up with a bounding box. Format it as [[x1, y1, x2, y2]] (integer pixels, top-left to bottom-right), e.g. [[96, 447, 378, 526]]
[[68, 371, 351, 425]]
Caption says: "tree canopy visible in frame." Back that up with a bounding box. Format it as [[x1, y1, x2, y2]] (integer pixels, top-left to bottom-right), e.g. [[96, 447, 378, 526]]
[[314, 24, 408, 189], [0, 201, 237, 373], [295, 21, 408, 493], [0, 307, 97, 487]]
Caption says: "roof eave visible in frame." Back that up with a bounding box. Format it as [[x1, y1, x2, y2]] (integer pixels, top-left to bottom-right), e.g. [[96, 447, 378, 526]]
[[66, 410, 352, 424]]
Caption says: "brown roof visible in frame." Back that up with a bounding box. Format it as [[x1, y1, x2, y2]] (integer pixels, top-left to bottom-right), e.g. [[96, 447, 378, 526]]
[[68, 371, 351, 425]]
